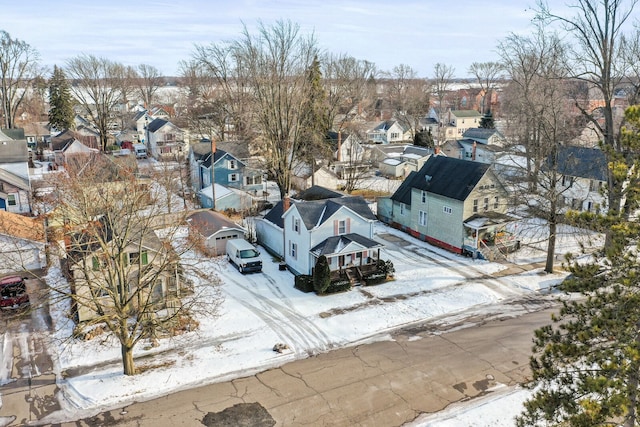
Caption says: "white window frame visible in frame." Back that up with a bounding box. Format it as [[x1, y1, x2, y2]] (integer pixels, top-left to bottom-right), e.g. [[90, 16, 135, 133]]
[[7, 194, 16, 206], [443, 206, 452, 214], [421, 191, 426, 203], [293, 218, 300, 233], [338, 220, 346, 234], [419, 210, 427, 226], [290, 241, 297, 259], [228, 173, 239, 182], [228, 159, 237, 170]]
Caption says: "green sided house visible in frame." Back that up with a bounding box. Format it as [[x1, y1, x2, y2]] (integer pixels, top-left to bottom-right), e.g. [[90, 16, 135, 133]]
[[377, 155, 519, 260]]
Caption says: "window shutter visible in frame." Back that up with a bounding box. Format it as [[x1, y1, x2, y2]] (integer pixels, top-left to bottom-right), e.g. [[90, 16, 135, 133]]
[[346, 218, 351, 234], [141, 251, 148, 265], [92, 256, 99, 271], [334, 220, 338, 235]]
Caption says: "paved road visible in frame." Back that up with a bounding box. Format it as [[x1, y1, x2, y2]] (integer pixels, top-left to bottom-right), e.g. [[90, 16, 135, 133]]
[[0, 277, 58, 427], [66, 303, 560, 427]]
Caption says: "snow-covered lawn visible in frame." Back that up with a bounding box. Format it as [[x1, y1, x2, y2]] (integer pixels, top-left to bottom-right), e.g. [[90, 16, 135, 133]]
[[27, 220, 601, 424]]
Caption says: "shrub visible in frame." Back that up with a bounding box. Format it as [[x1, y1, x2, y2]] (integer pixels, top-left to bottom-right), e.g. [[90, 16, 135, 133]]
[[324, 280, 351, 294], [377, 259, 395, 278], [294, 275, 314, 293], [313, 255, 331, 294]]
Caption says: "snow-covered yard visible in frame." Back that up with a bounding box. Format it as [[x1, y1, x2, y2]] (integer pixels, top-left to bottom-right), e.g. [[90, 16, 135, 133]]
[[20, 217, 600, 425]]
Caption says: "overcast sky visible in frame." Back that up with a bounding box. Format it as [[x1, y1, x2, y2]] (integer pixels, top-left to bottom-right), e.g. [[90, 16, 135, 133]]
[[4, 0, 574, 78]]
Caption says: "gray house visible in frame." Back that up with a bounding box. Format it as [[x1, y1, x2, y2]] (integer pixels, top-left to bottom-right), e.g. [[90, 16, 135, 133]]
[[378, 155, 517, 259]]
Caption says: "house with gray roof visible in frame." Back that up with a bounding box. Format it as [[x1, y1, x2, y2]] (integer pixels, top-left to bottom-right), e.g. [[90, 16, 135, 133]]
[[366, 120, 412, 144], [146, 118, 185, 159], [378, 155, 516, 259], [462, 128, 505, 146], [554, 146, 608, 213], [256, 194, 383, 276], [0, 133, 32, 213]]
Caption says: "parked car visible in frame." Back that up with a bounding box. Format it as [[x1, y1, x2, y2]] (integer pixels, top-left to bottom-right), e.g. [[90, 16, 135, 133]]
[[0, 275, 30, 309], [226, 239, 262, 274]]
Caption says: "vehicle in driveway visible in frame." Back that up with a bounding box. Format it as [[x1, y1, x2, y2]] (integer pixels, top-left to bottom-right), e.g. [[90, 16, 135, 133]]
[[0, 275, 30, 309], [226, 239, 262, 274]]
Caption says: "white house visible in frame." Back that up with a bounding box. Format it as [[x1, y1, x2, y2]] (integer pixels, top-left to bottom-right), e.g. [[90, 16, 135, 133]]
[[256, 195, 383, 276], [146, 118, 185, 159], [367, 120, 411, 144]]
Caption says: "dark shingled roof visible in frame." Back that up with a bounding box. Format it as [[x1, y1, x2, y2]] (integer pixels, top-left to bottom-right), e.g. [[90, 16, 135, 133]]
[[391, 155, 489, 205], [462, 128, 500, 142], [295, 196, 376, 230], [263, 200, 285, 228], [296, 185, 344, 201], [147, 118, 168, 133], [263, 196, 376, 230], [190, 142, 230, 168], [310, 233, 383, 257], [555, 146, 608, 182]]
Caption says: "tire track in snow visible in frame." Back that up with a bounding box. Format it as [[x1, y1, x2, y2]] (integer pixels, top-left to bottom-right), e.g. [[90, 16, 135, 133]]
[[223, 274, 334, 355], [380, 236, 523, 298]]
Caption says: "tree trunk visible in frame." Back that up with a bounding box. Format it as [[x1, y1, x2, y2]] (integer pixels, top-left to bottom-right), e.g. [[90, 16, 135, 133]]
[[545, 219, 556, 274], [121, 344, 136, 376]]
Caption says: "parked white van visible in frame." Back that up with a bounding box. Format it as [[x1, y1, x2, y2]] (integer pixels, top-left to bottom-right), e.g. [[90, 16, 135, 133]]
[[133, 143, 148, 159], [226, 239, 262, 274]]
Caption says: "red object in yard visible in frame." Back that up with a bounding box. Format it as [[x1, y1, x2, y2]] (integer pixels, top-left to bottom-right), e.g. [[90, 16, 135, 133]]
[[0, 275, 30, 309]]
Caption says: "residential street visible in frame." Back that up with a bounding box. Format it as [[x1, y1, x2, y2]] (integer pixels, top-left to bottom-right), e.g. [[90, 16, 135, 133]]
[[66, 301, 560, 426], [0, 225, 567, 426]]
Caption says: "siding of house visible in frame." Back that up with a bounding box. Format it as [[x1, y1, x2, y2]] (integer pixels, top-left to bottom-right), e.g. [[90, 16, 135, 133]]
[[256, 219, 284, 259], [283, 205, 374, 276], [410, 191, 465, 252]]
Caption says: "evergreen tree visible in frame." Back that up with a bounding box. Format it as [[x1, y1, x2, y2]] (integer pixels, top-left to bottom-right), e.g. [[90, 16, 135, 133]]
[[479, 111, 494, 129], [301, 55, 331, 156], [517, 106, 640, 427], [413, 128, 434, 148], [48, 65, 74, 131], [313, 255, 331, 295]]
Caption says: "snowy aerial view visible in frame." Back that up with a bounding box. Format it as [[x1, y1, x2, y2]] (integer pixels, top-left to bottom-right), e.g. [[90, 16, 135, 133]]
[[1, 203, 599, 426]]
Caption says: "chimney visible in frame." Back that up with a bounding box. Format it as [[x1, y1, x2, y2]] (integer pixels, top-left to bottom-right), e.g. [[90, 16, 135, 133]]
[[337, 131, 342, 162], [472, 141, 477, 161], [283, 195, 290, 212]]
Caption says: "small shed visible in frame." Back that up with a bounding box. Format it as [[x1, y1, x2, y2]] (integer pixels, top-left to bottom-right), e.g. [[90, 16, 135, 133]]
[[186, 210, 246, 256]]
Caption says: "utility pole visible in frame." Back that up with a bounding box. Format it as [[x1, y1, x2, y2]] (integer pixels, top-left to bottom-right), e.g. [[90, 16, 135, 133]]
[[210, 137, 216, 210]]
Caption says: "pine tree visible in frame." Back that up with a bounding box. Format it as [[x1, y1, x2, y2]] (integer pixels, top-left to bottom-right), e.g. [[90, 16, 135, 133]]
[[517, 106, 640, 427], [479, 111, 494, 129], [313, 255, 331, 295], [48, 65, 74, 131]]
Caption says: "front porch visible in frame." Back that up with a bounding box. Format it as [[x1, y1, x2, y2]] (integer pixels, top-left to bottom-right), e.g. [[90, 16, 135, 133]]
[[310, 233, 384, 286], [462, 213, 520, 261]]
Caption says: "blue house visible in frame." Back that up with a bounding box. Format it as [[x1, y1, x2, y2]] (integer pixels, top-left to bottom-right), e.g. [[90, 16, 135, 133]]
[[189, 141, 264, 195]]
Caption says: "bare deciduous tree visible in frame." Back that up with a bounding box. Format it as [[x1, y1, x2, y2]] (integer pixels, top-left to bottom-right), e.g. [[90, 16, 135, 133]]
[[0, 30, 43, 128], [535, 0, 639, 228], [499, 28, 588, 273], [134, 64, 163, 109], [383, 64, 429, 138], [193, 20, 320, 199], [468, 61, 503, 114], [65, 54, 132, 151], [322, 54, 377, 132], [42, 155, 218, 376], [431, 63, 456, 145]]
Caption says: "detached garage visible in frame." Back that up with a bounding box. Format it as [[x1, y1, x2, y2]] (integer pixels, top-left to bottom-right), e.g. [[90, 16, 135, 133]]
[[186, 210, 246, 256], [0, 210, 46, 274]]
